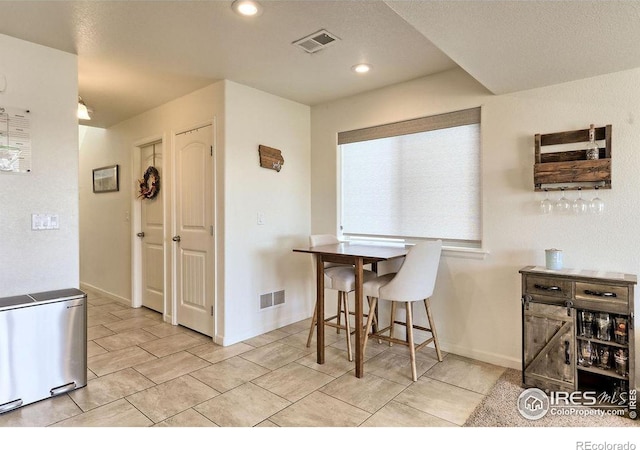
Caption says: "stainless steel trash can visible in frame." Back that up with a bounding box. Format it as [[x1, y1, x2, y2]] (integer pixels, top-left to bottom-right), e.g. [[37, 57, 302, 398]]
[[0, 288, 87, 414]]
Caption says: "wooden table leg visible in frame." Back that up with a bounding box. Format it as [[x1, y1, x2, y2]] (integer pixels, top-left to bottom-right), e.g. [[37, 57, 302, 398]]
[[355, 257, 364, 378], [316, 254, 325, 365]]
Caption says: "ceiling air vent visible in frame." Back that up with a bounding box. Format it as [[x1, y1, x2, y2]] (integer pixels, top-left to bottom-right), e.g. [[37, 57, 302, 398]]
[[292, 29, 340, 54]]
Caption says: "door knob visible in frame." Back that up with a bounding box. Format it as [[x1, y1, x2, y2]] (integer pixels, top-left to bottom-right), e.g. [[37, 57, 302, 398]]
[[172, 235, 181, 242], [136, 232, 145, 238]]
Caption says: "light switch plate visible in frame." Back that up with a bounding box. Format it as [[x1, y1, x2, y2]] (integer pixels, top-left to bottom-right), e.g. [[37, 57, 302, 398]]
[[257, 212, 265, 225], [32, 214, 59, 230]]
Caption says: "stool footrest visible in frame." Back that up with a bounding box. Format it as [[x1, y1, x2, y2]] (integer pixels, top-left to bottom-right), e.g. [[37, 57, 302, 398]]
[[324, 321, 348, 331], [391, 320, 432, 334], [368, 331, 435, 349]]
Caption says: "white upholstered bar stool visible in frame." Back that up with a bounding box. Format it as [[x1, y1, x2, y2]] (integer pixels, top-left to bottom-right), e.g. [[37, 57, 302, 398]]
[[362, 240, 443, 381], [306, 234, 377, 361]]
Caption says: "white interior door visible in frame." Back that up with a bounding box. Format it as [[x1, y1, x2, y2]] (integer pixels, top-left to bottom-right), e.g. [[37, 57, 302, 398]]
[[140, 142, 164, 313], [174, 124, 214, 336]]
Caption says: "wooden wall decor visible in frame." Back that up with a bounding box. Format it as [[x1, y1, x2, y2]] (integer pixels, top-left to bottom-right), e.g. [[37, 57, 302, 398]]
[[534, 124, 612, 191], [258, 145, 284, 172]]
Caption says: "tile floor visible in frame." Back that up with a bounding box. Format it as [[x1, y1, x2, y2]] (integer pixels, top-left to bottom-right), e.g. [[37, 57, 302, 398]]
[[0, 288, 507, 427]]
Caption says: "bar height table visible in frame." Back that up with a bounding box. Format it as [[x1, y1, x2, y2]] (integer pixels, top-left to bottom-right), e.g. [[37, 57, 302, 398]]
[[293, 242, 408, 378]]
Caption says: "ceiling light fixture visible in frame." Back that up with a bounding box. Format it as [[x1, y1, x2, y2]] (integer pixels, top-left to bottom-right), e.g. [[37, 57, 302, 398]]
[[77, 97, 91, 120], [231, 0, 263, 17], [352, 63, 372, 74]]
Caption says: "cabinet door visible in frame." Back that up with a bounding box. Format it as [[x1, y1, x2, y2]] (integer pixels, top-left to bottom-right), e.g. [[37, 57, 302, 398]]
[[523, 302, 576, 392]]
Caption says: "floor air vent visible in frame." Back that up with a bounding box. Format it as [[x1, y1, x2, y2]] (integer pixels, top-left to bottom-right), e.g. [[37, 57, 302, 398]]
[[273, 290, 285, 306], [292, 29, 339, 54], [260, 293, 273, 309], [260, 290, 285, 309]]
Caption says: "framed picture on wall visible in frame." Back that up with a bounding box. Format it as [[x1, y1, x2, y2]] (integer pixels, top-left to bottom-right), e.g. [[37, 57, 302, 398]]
[[93, 164, 119, 193]]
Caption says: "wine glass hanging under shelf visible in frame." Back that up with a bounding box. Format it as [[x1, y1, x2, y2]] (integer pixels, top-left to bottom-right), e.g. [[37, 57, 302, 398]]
[[534, 124, 612, 192], [540, 186, 605, 215]]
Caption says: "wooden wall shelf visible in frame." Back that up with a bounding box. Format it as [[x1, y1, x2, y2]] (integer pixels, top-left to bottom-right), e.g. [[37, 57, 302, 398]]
[[534, 125, 612, 191]]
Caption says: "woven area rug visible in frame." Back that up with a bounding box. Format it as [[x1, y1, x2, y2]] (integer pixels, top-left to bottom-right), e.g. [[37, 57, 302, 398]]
[[464, 369, 639, 427]]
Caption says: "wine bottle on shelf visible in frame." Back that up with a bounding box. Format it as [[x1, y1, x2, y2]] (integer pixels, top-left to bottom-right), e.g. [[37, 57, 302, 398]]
[[586, 124, 599, 160]]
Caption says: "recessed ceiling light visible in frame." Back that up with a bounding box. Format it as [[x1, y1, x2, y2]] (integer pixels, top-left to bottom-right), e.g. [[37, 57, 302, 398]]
[[232, 0, 263, 17], [352, 63, 372, 74]]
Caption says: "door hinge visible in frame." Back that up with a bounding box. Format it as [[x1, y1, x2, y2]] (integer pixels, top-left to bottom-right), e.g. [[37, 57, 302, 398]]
[[211, 306, 214, 316], [210, 145, 213, 156], [210, 225, 214, 236]]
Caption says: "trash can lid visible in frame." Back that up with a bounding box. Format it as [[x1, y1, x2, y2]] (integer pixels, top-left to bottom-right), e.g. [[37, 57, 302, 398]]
[[0, 295, 35, 310], [29, 288, 86, 302]]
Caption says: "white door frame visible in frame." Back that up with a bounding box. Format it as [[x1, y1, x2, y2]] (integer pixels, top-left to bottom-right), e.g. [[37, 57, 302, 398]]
[[171, 119, 217, 335], [131, 133, 172, 322]]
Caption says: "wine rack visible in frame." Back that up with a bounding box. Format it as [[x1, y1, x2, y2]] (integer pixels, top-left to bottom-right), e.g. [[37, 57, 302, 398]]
[[534, 125, 612, 191]]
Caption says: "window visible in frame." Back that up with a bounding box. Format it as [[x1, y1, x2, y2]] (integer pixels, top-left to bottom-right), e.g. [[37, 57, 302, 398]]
[[338, 107, 481, 247]]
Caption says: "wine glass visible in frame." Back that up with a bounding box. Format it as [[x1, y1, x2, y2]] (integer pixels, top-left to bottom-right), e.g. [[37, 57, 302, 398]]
[[540, 189, 553, 214], [590, 186, 605, 214], [555, 188, 571, 214], [573, 187, 588, 214]]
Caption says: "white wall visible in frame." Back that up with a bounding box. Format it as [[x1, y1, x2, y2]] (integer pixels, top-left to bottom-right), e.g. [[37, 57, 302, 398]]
[[0, 34, 79, 297], [311, 67, 640, 368], [79, 79, 312, 344], [222, 81, 312, 343], [79, 125, 131, 302]]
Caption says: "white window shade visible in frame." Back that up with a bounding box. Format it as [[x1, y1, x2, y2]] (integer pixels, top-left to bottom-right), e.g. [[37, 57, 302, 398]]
[[340, 120, 481, 244]]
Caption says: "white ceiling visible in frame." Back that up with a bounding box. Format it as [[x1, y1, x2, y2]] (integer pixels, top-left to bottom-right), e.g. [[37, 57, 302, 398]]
[[0, 1, 639, 129], [387, 0, 640, 95]]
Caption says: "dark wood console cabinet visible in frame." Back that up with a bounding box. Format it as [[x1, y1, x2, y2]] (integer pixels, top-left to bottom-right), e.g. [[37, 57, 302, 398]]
[[520, 266, 637, 415]]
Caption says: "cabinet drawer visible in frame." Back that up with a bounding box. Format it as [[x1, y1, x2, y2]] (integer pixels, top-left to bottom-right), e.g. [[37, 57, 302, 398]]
[[574, 282, 629, 313], [575, 282, 629, 302], [524, 276, 572, 299]]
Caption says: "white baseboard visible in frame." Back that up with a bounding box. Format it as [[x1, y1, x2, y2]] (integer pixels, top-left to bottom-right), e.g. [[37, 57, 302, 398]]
[[80, 282, 131, 307], [218, 311, 311, 346], [381, 328, 520, 370], [439, 340, 521, 370]]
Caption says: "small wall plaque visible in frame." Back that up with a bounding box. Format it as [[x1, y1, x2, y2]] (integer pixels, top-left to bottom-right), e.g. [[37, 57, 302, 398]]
[[258, 145, 284, 172]]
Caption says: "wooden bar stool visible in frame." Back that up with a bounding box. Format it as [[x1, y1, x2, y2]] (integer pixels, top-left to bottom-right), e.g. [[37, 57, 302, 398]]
[[362, 240, 443, 381], [306, 234, 377, 361]]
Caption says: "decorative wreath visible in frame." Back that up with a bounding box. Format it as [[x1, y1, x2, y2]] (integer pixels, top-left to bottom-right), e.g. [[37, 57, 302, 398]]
[[138, 166, 160, 200]]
